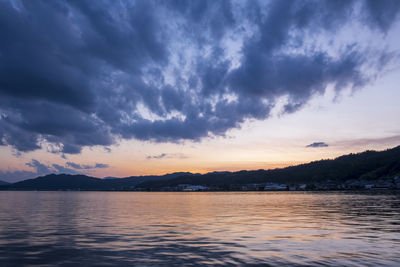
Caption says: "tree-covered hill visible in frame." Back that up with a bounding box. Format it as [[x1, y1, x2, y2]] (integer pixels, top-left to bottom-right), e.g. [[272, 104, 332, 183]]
[[137, 146, 400, 189], [1, 146, 399, 190], [2, 172, 194, 190]]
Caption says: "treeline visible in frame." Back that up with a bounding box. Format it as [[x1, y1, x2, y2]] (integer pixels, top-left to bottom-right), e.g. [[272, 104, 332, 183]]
[[1, 146, 399, 191], [137, 146, 400, 189]]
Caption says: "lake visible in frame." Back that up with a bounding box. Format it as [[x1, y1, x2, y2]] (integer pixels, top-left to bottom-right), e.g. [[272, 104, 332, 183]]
[[0, 191, 399, 266]]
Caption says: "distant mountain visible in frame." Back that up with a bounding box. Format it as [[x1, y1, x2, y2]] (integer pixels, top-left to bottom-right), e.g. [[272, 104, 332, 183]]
[[2, 172, 195, 190], [0, 180, 9, 186], [8, 174, 104, 190], [1, 146, 400, 191], [103, 176, 120, 180], [137, 145, 400, 189]]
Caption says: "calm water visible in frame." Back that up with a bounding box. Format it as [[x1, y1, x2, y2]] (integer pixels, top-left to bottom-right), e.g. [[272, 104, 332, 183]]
[[0, 192, 399, 266]]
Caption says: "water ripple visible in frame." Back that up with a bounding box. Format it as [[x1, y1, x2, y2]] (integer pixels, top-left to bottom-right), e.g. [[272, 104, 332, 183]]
[[0, 191, 399, 266]]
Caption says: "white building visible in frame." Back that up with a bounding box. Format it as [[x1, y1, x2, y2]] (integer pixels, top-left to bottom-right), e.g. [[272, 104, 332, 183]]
[[264, 183, 287, 191]]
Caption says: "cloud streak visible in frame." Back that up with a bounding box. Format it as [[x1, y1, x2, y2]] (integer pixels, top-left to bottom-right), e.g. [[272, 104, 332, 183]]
[[333, 135, 400, 147], [306, 142, 329, 148], [146, 153, 168, 160], [0, 0, 399, 154], [146, 153, 187, 160], [66, 162, 109, 170]]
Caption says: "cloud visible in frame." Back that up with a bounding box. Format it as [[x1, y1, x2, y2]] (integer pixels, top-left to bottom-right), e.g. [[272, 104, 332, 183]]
[[0, 170, 41, 184], [0, 159, 109, 183], [52, 164, 79, 175], [66, 162, 109, 169], [334, 135, 400, 147], [0, 159, 57, 183], [146, 153, 187, 160], [0, 0, 399, 154], [306, 142, 329, 148], [25, 159, 52, 174], [146, 153, 167, 160], [94, 163, 109, 168]]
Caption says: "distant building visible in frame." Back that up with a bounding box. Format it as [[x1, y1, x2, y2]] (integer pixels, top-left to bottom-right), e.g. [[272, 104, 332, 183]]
[[364, 184, 373, 189], [178, 184, 207, 191], [372, 180, 393, 190], [345, 180, 365, 190], [288, 185, 296, 191], [264, 183, 287, 191], [298, 184, 307, 190], [242, 184, 264, 191], [394, 176, 400, 189]]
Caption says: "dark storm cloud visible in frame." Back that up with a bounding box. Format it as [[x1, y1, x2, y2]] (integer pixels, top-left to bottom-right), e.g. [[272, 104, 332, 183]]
[[0, 0, 399, 154], [362, 0, 400, 32], [306, 142, 329, 148]]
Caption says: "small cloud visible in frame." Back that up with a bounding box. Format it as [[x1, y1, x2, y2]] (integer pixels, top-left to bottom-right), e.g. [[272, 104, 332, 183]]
[[52, 164, 79, 175], [12, 150, 22, 158], [65, 162, 82, 169], [26, 159, 52, 174], [333, 135, 400, 147], [1, 159, 109, 183], [66, 162, 109, 170], [94, 163, 109, 169], [0, 169, 41, 183], [146, 153, 167, 160], [146, 153, 187, 160], [306, 142, 329, 148]]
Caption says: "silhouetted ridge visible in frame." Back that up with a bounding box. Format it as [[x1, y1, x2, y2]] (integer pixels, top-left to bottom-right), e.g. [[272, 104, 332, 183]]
[[137, 145, 400, 189], [3, 172, 196, 190], [10, 174, 103, 190], [2, 146, 400, 190]]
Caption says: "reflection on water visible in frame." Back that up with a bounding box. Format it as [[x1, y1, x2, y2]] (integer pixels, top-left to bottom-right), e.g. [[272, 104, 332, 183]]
[[0, 191, 399, 266]]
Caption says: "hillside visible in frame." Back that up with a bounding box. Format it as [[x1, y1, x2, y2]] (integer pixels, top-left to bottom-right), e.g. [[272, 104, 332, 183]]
[[0, 180, 9, 186], [2, 172, 194, 190], [137, 146, 400, 189], [1, 146, 399, 191]]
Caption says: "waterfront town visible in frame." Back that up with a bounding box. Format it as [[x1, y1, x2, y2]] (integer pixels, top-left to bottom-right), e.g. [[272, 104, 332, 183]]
[[134, 176, 400, 192]]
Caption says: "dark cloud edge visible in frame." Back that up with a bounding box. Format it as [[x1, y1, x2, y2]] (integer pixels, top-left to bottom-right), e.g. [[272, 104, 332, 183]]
[[0, 0, 399, 155]]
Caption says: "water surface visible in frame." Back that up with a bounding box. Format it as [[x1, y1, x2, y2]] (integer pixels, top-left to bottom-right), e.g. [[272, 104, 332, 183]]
[[0, 191, 399, 266]]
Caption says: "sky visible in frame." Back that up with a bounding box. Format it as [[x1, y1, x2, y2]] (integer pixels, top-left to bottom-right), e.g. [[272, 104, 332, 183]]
[[0, 0, 400, 182]]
